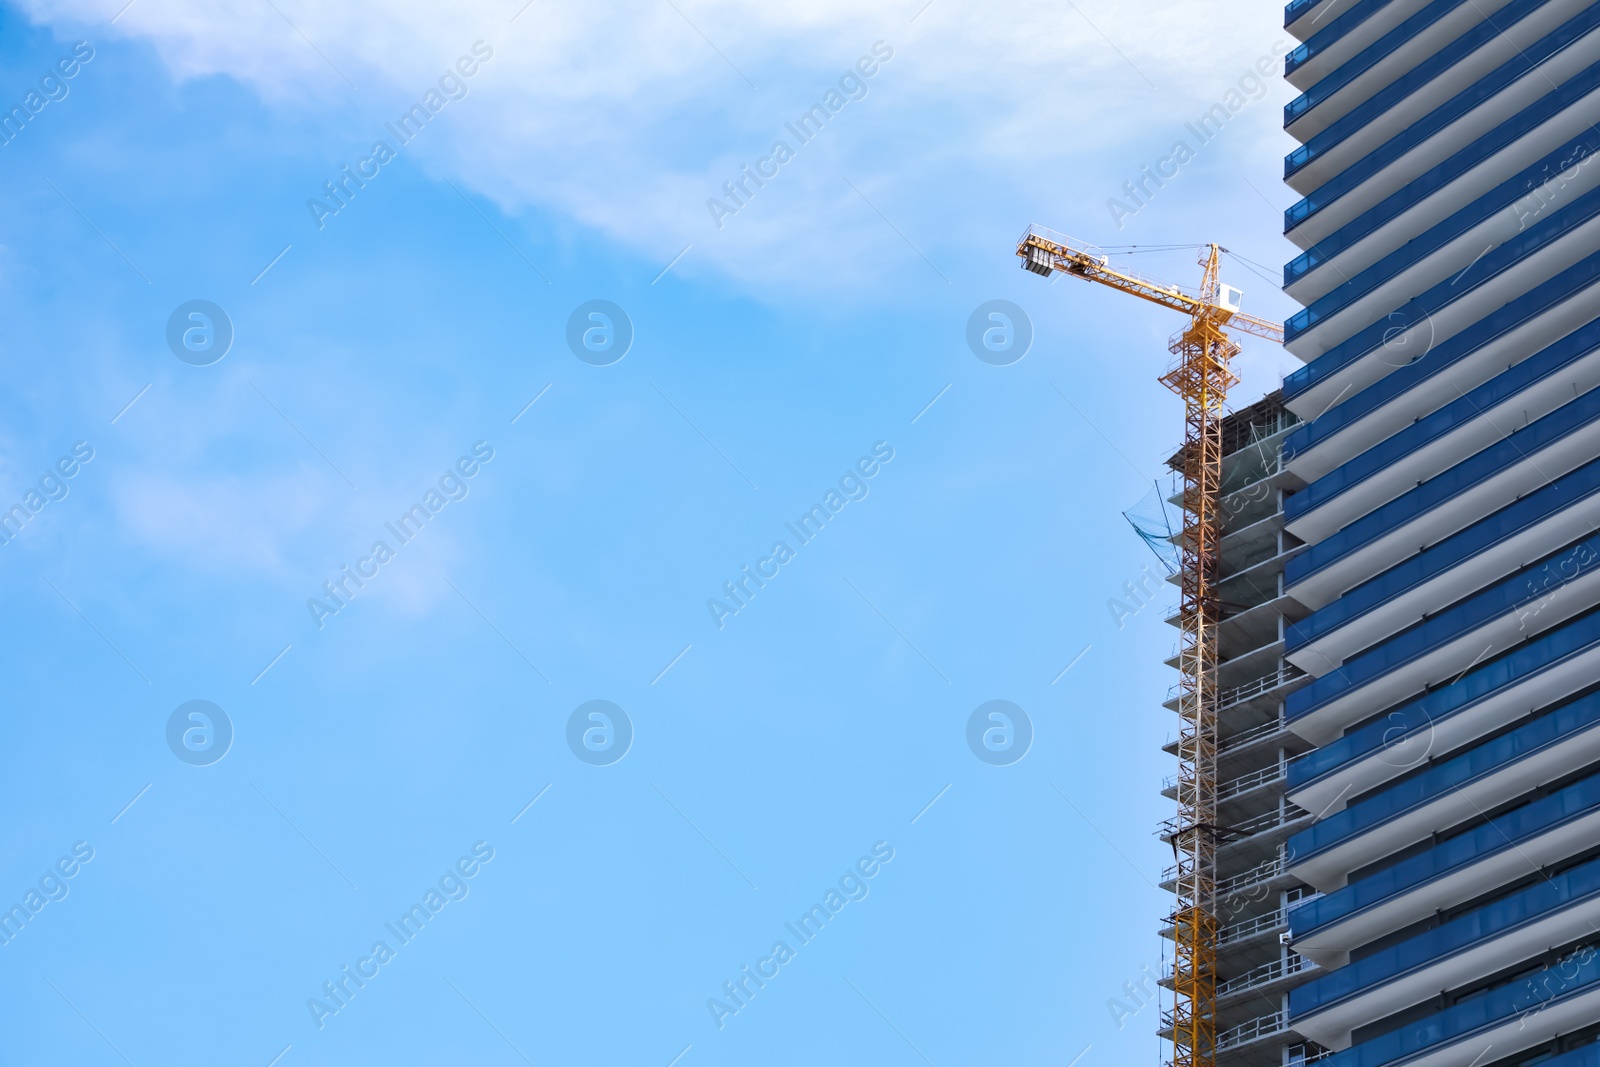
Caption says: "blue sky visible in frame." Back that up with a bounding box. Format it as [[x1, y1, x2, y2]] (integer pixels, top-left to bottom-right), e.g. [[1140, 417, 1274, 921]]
[[0, 1, 1300, 1064]]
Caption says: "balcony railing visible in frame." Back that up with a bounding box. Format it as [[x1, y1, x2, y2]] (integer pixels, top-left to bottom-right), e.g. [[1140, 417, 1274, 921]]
[[1167, 664, 1306, 712], [1230, 803, 1311, 838], [1217, 1010, 1287, 1051], [1223, 664, 1305, 708], [1166, 853, 1283, 892], [1171, 890, 1324, 949], [1157, 800, 1306, 845], [1217, 906, 1287, 947], [1164, 758, 1285, 799], [1224, 760, 1286, 799], [1230, 409, 1301, 449], [1162, 714, 1288, 757], [1216, 953, 1316, 998], [1163, 805, 1310, 869], [1164, 455, 1287, 511], [1287, 1042, 1338, 1066], [1220, 714, 1288, 753], [1222, 453, 1288, 499]]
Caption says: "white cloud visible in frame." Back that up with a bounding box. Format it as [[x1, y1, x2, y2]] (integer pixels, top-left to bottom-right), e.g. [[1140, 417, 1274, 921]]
[[25, 0, 1293, 294], [109, 461, 482, 625], [112, 467, 327, 570]]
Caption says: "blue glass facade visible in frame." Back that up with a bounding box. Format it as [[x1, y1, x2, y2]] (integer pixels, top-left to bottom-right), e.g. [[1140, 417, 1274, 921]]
[[1174, 5, 1600, 1066]]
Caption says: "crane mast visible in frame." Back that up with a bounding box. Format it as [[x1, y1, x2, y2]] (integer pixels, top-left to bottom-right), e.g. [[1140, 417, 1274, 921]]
[[1015, 226, 1285, 1067]]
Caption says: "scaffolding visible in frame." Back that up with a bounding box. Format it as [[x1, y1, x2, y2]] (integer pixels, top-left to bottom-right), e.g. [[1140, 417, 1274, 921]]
[[1016, 227, 1284, 1067]]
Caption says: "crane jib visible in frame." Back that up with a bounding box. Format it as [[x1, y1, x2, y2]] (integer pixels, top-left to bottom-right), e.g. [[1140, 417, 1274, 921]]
[[1015, 225, 1285, 1067]]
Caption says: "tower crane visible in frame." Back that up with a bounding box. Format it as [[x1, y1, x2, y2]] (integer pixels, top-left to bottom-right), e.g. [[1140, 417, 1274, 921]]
[[1015, 225, 1285, 1067]]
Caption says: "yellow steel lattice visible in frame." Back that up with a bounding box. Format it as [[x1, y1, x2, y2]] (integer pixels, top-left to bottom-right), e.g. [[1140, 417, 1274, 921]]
[[1015, 229, 1283, 1067]]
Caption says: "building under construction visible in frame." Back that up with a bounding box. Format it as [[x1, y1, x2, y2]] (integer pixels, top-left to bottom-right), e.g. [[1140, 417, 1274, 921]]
[[1173, 0, 1600, 1065], [1038, 1, 1600, 1066]]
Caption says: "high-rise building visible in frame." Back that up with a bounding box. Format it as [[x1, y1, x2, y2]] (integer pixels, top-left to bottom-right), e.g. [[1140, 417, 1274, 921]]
[[1159, 2, 1600, 1066]]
